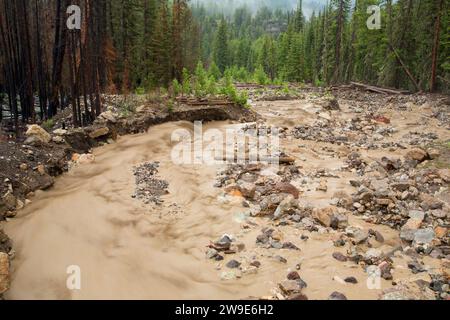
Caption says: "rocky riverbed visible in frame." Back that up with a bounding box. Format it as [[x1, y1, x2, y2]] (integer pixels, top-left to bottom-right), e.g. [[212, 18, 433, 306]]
[[0, 87, 449, 300], [206, 87, 449, 300]]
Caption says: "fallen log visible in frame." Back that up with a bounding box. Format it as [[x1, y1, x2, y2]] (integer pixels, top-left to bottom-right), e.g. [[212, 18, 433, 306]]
[[350, 82, 409, 95]]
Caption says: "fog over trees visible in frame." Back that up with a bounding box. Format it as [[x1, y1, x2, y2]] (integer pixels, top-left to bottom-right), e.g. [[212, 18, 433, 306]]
[[192, 0, 328, 16]]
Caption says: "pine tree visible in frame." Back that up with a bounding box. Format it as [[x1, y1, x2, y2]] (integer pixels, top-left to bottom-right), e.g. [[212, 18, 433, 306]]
[[294, 0, 305, 32], [151, 0, 172, 87], [304, 12, 317, 82], [440, 0, 450, 91], [142, 0, 157, 87], [285, 33, 305, 82], [258, 36, 277, 80], [391, 0, 417, 90], [208, 61, 221, 80], [331, 0, 351, 84], [213, 18, 230, 73]]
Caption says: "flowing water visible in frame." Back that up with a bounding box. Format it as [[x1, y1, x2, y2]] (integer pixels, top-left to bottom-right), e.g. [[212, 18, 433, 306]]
[[5, 99, 443, 300]]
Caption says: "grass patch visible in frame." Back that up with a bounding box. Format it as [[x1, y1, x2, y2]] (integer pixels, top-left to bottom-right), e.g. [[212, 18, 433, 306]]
[[42, 119, 55, 131]]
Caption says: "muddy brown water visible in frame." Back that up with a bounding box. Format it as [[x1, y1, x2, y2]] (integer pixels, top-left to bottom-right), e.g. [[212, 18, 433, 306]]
[[4, 98, 446, 300]]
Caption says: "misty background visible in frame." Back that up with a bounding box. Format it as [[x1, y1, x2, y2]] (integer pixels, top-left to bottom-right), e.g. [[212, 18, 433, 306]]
[[192, 0, 330, 17]]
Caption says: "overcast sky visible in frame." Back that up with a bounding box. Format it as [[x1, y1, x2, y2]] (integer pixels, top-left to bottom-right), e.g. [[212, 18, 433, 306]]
[[192, 0, 330, 17]]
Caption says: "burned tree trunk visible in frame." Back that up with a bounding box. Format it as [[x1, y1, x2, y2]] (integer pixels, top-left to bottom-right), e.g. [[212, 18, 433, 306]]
[[48, 0, 69, 118]]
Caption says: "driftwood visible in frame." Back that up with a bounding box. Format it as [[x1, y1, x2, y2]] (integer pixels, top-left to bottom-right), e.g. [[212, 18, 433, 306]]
[[350, 82, 409, 95]]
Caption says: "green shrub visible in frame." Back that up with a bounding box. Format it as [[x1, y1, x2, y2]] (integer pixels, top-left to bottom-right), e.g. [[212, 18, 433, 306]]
[[219, 72, 248, 107], [172, 79, 182, 97], [282, 83, 290, 94], [42, 119, 55, 131], [167, 99, 174, 113], [314, 78, 324, 87], [235, 67, 250, 82], [208, 61, 222, 81], [135, 87, 146, 95], [205, 75, 218, 95], [253, 65, 269, 85], [194, 62, 208, 97], [182, 68, 191, 95]]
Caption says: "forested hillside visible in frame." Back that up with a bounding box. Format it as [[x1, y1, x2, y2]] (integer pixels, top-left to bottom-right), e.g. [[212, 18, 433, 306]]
[[0, 0, 449, 130], [197, 0, 449, 91]]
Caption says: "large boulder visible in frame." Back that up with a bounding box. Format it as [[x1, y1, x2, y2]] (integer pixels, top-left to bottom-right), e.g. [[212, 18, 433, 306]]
[[405, 148, 429, 163], [88, 126, 110, 139], [25, 125, 51, 144], [312, 206, 348, 229]]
